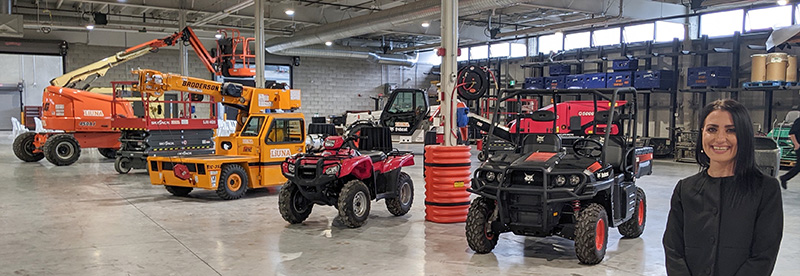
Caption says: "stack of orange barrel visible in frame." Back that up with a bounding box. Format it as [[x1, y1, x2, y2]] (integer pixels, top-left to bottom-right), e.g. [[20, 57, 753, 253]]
[[423, 145, 471, 223]]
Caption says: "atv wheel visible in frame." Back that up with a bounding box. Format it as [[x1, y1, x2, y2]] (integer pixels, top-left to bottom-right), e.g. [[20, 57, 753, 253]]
[[279, 181, 314, 223], [465, 197, 499, 253], [216, 164, 248, 200], [98, 148, 117, 159], [43, 134, 81, 166], [386, 172, 414, 216], [338, 179, 371, 228], [618, 187, 647, 238], [575, 203, 609, 265], [165, 185, 192, 196], [13, 132, 44, 162], [114, 157, 132, 174]]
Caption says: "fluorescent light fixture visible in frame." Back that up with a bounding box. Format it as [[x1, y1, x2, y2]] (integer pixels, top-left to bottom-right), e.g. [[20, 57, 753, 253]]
[[325, 41, 333, 46], [285, 9, 295, 16], [86, 25, 94, 30], [777, 0, 788, 5], [421, 22, 430, 28]]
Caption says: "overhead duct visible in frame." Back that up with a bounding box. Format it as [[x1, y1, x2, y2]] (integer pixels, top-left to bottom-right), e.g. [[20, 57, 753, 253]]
[[265, 0, 546, 53], [274, 47, 417, 67]]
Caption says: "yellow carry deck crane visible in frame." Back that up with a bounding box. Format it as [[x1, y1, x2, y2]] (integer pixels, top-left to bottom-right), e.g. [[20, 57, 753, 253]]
[[134, 69, 303, 200]]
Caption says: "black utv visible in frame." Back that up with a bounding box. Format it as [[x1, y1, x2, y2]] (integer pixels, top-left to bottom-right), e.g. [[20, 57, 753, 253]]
[[465, 88, 653, 265]]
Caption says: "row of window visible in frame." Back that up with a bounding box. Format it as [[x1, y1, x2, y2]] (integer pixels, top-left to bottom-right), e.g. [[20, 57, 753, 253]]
[[420, 4, 797, 65]]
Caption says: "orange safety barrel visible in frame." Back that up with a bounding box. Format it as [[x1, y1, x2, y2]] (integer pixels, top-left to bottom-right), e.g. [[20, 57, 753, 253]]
[[424, 145, 471, 223]]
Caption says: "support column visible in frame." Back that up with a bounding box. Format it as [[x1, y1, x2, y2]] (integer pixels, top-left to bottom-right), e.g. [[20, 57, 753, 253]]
[[441, 0, 457, 146], [179, 1, 188, 75], [255, 0, 266, 88]]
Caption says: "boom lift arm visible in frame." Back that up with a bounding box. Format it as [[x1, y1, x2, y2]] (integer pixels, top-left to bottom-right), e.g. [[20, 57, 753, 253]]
[[52, 26, 242, 89]]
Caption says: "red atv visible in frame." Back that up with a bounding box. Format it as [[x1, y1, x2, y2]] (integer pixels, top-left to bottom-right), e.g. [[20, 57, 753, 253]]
[[279, 127, 415, 228]]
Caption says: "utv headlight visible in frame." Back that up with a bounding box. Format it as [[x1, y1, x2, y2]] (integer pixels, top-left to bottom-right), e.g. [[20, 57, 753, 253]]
[[496, 173, 504, 183], [485, 171, 496, 182], [324, 164, 340, 175], [287, 163, 296, 174], [569, 174, 581, 186], [553, 175, 567, 187]]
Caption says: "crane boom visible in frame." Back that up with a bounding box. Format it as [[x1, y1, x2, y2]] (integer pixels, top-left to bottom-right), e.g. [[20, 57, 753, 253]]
[[133, 69, 300, 114]]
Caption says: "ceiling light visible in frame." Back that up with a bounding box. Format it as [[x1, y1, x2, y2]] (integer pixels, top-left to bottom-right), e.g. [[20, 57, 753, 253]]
[[777, 0, 789, 5], [325, 41, 332, 46], [421, 22, 430, 28], [285, 9, 295, 16], [215, 33, 223, 39], [85, 24, 94, 30]]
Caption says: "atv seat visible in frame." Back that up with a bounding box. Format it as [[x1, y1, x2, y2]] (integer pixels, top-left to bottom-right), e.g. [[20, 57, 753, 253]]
[[522, 133, 562, 153], [360, 150, 387, 163]]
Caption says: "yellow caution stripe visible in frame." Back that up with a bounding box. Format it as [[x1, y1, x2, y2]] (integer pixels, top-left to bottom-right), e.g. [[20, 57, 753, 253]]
[[152, 145, 213, 152]]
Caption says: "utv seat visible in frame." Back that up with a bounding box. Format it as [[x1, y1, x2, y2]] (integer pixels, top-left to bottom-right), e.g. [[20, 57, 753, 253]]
[[357, 126, 393, 163], [588, 134, 627, 172], [522, 133, 562, 153]]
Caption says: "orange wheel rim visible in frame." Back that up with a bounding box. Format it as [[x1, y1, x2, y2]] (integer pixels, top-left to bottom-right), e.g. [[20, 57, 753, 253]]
[[637, 199, 644, 226], [595, 218, 605, 251], [227, 174, 242, 191]]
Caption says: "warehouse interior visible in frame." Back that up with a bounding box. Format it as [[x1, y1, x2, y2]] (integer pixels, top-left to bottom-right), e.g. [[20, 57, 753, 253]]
[[2, 0, 800, 275]]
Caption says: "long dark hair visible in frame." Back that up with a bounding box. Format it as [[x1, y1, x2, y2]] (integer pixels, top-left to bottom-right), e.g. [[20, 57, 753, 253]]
[[695, 99, 763, 201]]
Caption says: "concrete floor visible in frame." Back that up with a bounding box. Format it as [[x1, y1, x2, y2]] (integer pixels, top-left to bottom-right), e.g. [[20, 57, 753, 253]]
[[1, 136, 799, 276]]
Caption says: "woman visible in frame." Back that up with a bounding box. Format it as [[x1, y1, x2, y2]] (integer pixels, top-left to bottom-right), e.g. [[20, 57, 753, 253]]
[[663, 99, 783, 275]]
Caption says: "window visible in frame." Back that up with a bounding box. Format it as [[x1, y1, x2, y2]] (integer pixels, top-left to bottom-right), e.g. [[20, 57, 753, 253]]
[[510, 43, 527, 58], [593, 27, 621, 46], [387, 91, 418, 113], [700, 9, 744, 37], [241, 116, 264, 137], [457, 48, 469, 61], [267, 119, 304, 143], [538, 33, 563, 54], [564, 31, 590, 50], [655, 21, 685, 42], [624, 23, 654, 43], [490, 43, 510, 58], [745, 6, 792, 32], [471, 45, 489, 60]]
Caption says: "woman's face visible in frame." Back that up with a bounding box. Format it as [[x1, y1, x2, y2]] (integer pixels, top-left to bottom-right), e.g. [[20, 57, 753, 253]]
[[702, 109, 737, 166]]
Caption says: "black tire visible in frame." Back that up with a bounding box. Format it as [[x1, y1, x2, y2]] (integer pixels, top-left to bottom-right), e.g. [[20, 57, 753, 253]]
[[338, 179, 371, 228], [385, 172, 414, 216], [42, 134, 81, 166], [216, 164, 248, 200], [13, 132, 44, 162], [575, 203, 609, 265], [98, 148, 117, 159], [618, 187, 647, 238], [466, 197, 499, 253], [477, 151, 486, 162], [114, 157, 132, 174], [278, 181, 314, 223], [165, 185, 192, 196]]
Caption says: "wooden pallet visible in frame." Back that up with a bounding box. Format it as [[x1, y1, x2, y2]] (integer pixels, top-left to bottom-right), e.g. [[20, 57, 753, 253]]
[[780, 159, 796, 168]]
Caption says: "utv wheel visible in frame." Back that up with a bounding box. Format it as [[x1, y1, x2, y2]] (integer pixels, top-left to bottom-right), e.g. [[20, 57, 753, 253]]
[[477, 152, 486, 162], [618, 187, 647, 238], [43, 134, 81, 166], [386, 172, 414, 216], [466, 197, 499, 254], [338, 180, 371, 228], [279, 181, 314, 223], [114, 157, 132, 174], [165, 185, 192, 196], [98, 148, 117, 159], [575, 203, 609, 265], [216, 164, 248, 200], [13, 132, 44, 162]]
